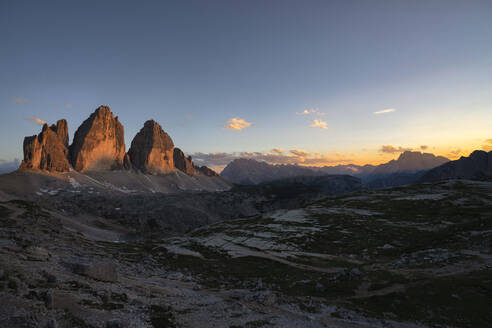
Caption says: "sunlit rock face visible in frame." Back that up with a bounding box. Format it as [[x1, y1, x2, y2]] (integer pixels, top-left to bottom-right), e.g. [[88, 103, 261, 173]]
[[128, 120, 175, 174], [173, 147, 196, 176], [50, 119, 69, 147], [70, 106, 126, 172], [19, 122, 70, 172]]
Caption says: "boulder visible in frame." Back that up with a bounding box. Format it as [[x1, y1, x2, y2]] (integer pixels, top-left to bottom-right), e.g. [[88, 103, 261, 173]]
[[70, 262, 118, 282], [128, 120, 175, 174], [70, 106, 126, 172]]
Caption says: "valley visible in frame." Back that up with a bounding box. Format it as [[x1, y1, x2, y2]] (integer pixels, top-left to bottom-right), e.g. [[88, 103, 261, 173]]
[[1, 178, 491, 327]]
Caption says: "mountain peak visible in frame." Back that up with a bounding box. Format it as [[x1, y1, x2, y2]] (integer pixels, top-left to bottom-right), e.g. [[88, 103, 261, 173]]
[[70, 106, 126, 172], [421, 150, 492, 182], [372, 151, 449, 174], [94, 105, 112, 115], [127, 120, 175, 174], [19, 121, 70, 172]]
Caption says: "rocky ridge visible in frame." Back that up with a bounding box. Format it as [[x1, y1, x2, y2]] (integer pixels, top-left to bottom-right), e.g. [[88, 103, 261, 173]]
[[420, 150, 492, 182], [195, 165, 219, 177], [18, 106, 218, 178], [173, 148, 196, 176]]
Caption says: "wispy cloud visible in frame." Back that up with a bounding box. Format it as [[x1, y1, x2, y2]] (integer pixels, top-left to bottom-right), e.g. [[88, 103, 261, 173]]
[[447, 149, 462, 157], [482, 139, 492, 151], [420, 145, 429, 150], [13, 97, 28, 104], [374, 108, 396, 115], [310, 119, 327, 129], [27, 117, 47, 125], [224, 118, 252, 131], [66, 103, 72, 109], [290, 149, 310, 157], [297, 108, 324, 115], [379, 145, 412, 154], [270, 148, 283, 154]]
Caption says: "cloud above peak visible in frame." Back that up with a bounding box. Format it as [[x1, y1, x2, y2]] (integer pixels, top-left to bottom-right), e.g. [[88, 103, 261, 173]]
[[374, 108, 396, 115], [27, 117, 47, 125], [270, 148, 283, 154], [310, 119, 327, 129], [224, 118, 252, 131], [379, 145, 412, 154], [482, 138, 492, 151]]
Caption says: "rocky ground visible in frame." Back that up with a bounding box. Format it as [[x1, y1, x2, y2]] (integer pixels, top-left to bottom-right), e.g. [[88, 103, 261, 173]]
[[1, 179, 491, 327]]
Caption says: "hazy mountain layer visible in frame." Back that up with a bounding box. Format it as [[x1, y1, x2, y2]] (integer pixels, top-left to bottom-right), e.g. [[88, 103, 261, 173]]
[[221, 151, 450, 188]]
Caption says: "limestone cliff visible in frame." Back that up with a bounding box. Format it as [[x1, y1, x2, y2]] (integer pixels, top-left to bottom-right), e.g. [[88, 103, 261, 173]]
[[173, 148, 196, 176], [70, 106, 126, 172], [50, 119, 69, 147], [19, 122, 70, 172], [128, 120, 175, 174]]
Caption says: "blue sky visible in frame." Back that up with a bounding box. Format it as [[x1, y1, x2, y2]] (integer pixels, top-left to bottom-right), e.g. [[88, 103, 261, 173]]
[[1, 0, 491, 171]]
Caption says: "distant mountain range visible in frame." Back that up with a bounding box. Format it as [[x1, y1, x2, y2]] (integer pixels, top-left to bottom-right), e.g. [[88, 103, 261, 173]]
[[220, 158, 317, 185], [221, 151, 450, 187]]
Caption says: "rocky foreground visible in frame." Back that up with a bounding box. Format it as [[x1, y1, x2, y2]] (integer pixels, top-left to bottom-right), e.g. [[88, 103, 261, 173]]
[[0, 179, 491, 327]]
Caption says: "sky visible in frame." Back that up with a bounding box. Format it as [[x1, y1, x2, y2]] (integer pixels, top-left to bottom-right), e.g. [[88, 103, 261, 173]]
[[1, 0, 491, 172]]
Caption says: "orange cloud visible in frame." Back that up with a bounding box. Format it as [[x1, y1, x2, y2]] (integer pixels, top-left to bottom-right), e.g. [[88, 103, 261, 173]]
[[270, 148, 283, 154], [290, 149, 310, 157], [224, 118, 252, 131], [13, 97, 28, 104], [482, 139, 492, 151], [380, 145, 412, 154], [310, 119, 327, 129]]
